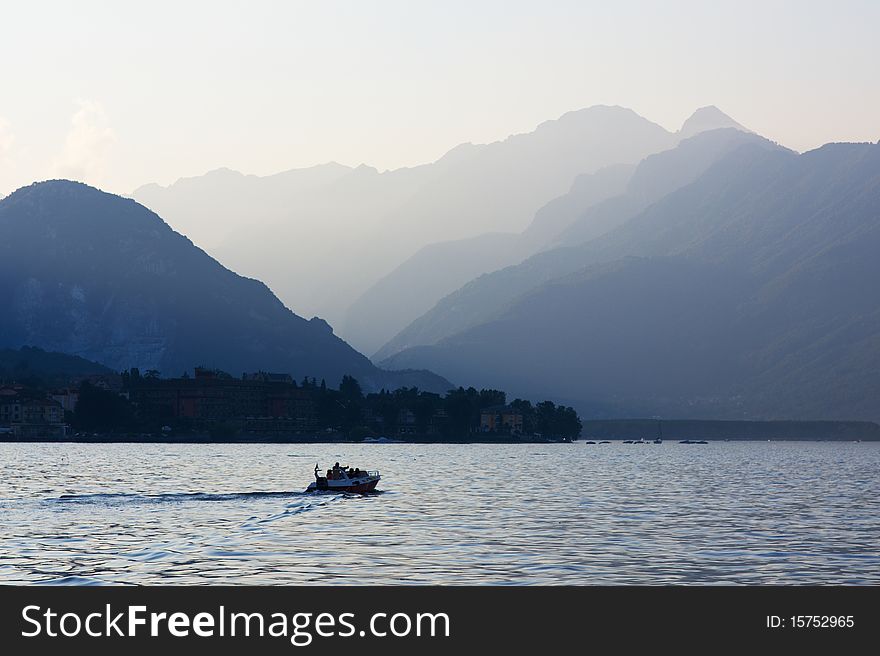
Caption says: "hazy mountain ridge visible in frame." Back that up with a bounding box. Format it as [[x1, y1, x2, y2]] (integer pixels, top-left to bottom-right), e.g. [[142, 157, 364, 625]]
[[0, 181, 450, 392], [132, 162, 357, 250], [375, 128, 779, 360], [380, 140, 880, 420], [349, 164, 636, 358], [343, 107, 747, 360], [519, 164, 637, 249], [349, 109, 752, 355], [678, 105, 748, 139], [133, 105, 678, 347]]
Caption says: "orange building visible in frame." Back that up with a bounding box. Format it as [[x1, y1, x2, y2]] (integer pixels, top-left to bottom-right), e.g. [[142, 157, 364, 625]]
[[479, 405, 524, 434]]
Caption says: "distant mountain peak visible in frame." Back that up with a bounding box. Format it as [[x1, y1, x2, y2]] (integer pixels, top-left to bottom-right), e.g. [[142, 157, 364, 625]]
[[679, 106, 748, 138], [5, 179, 118, 208], [535, 105, 661, 134], [205, 166, 246, 177], [14, 179, 95, 195]]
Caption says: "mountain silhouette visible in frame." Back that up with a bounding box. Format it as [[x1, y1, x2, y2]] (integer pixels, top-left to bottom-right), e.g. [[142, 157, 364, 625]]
[[133, 105, 680, 352], [0, 346, 113, 385], [375, 128, 776, 361], [380, 140, 880, 420], [678, 105, 748, 139], [0, 181, 449, 391], [342, 107, 751, 354], [346, 164, 636, 358]]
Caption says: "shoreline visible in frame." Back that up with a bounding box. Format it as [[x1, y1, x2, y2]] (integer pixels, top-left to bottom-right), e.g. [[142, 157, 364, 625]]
[[2, 437, 877, 444], [4, 419, 879, 444]]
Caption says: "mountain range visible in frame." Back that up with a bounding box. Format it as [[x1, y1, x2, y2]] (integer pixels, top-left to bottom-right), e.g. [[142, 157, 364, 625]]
[[374, 127, 778, 361], [0, 181, 449, 392], [4, 102, 878, 422], [380, 140, 880, 420], [133, 105, 701, 352], [343, 106, 752, 354]]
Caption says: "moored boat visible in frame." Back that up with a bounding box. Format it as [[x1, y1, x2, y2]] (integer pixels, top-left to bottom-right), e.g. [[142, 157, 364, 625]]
[[306, 462, 381, 493]]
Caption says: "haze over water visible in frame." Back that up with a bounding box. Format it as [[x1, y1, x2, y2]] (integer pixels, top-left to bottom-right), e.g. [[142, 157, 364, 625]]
[[1, 442, 877, 585]]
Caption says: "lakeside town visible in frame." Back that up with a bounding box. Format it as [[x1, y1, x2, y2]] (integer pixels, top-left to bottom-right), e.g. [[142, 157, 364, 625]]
[[6, 361, 880, 444], [0, 364, 582, 442]]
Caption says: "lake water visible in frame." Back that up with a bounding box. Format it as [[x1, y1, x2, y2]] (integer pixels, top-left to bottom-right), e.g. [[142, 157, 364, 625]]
[[0, 441, 878, 585]]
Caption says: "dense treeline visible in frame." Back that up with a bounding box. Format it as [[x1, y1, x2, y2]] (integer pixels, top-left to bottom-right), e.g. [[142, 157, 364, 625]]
[[71, 372, 582, 439], [298, 375, 581, 439], [73, 382, 137, 432]]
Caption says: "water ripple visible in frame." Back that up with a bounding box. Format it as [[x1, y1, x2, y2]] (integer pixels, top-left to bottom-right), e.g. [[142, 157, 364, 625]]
[[0, 442, 878, 584]]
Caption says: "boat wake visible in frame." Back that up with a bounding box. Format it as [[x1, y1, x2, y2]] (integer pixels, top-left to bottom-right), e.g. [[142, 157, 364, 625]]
[[50, 491, 306, 505], [50, 489, 385, 505], [243, 493, 350, 527]]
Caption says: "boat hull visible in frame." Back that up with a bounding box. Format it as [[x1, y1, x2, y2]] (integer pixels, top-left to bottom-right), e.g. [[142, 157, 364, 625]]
[[306, 477, 380, 494]]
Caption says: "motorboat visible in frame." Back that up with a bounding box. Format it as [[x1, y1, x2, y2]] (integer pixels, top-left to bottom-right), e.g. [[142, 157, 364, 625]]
[[306, 463, 381, 493]]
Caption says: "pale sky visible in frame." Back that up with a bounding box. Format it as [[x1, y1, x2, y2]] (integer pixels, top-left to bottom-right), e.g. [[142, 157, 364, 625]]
[[1, 0, 878, 198]]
